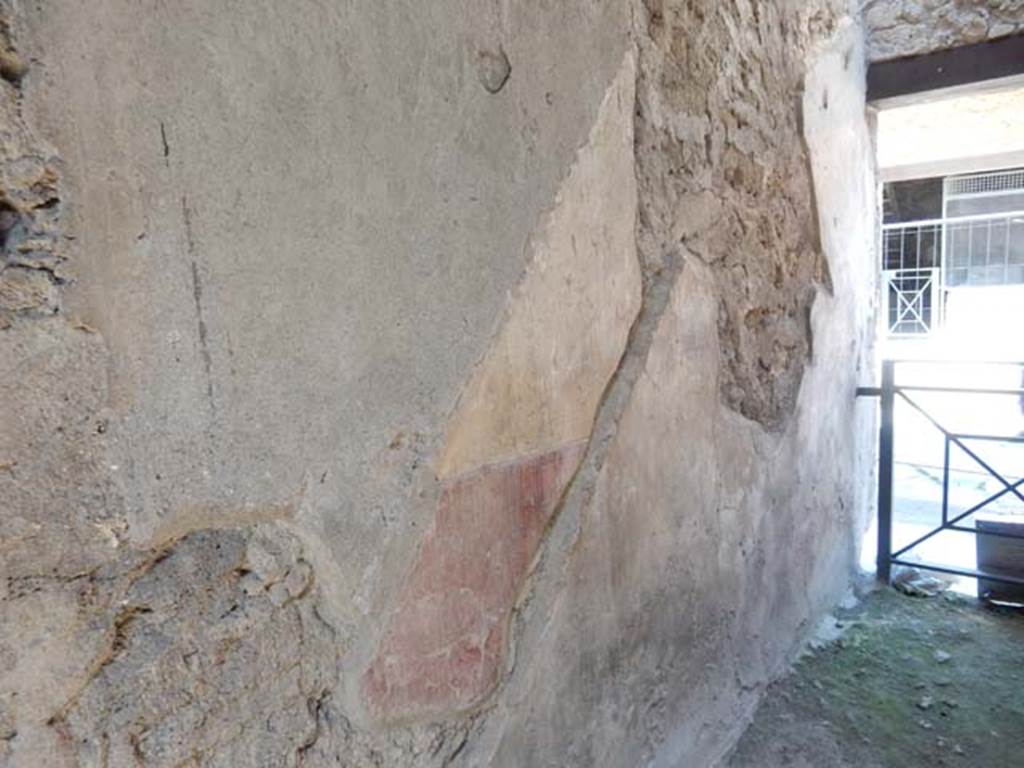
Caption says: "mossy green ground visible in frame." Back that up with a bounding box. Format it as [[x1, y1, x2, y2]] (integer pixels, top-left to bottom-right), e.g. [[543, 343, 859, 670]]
[[728, 587, 1024, 768]]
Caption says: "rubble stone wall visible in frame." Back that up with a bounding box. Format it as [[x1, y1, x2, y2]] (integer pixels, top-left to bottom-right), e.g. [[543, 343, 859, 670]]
[[864, 0, 1024, 61]]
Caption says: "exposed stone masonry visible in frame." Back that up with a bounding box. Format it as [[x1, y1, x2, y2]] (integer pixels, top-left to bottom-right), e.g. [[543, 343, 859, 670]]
[[865, 0, 1024, 61], [634, 0, 839, 428], [456, 2, 877, 765], [0, 5, 64, 325]]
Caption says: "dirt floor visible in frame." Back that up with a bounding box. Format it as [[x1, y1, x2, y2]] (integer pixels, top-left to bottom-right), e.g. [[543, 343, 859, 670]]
[[726, 585, 1024, 768]]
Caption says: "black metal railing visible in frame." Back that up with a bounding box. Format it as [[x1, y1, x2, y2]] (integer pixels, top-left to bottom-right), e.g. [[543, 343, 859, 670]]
[[858, 360, 1024, 588]]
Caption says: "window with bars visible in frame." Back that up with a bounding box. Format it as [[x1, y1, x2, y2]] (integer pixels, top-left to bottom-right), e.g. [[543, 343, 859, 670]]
[[879, 169, 1024, 336], [943, 170, 1024, 288], [882, 168, 1024, 291], [944, 214, 1024, 287]]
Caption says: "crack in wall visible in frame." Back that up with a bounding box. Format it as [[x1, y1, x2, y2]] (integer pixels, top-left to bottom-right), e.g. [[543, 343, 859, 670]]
[[490, 247, 687, 727], [459, 4, 871, 765], [0, 1, 871, 764], [159, 122, 170, 167], [182, 196, 216, 416]]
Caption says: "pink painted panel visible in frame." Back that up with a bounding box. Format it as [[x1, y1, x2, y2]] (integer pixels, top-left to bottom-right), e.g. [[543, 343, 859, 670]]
[[364, 441, 585, 721]]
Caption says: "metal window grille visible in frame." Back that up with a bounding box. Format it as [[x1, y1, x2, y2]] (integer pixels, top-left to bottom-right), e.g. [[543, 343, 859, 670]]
[[944, 213, 1024, 287], [945, 169, 1024, 197], [881, 169, 1024, 337]]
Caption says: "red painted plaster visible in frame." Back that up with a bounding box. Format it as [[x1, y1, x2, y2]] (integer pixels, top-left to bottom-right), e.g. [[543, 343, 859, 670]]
[[364, 441, 585, 721]]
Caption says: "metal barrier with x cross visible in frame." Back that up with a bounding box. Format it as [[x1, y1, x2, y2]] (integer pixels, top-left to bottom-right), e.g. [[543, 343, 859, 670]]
[[858, 360, 1024, 590]]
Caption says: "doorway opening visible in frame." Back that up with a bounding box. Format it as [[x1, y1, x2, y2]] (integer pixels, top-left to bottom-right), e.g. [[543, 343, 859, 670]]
[[862, 60, 1024, 598]]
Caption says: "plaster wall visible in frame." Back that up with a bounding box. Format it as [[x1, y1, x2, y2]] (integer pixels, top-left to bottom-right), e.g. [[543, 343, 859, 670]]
[[459, 9, 878, 767], [1, 1, 635, 763], [0, 0, 876, 766]]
